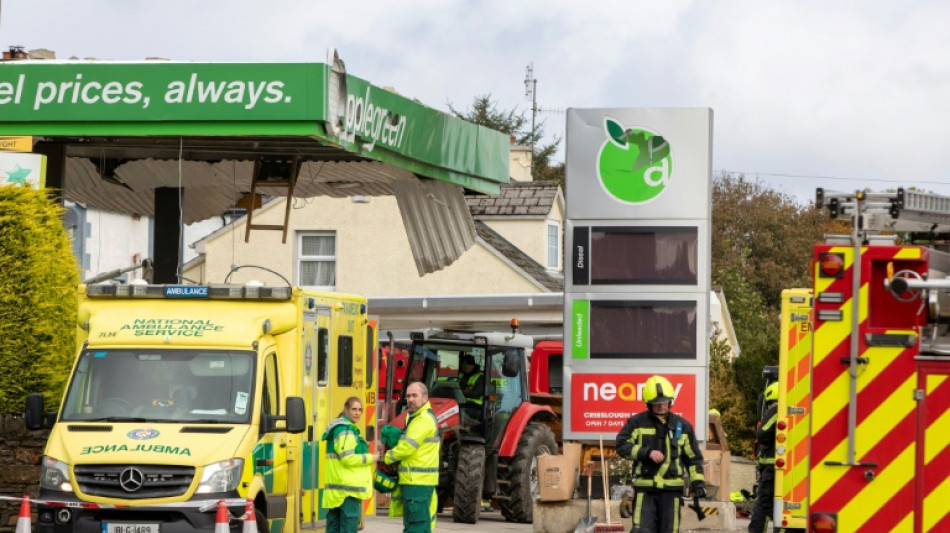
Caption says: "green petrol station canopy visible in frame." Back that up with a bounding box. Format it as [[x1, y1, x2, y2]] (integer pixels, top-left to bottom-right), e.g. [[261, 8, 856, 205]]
[[0, 60, 509, 195], [0, 59, 510, 276]]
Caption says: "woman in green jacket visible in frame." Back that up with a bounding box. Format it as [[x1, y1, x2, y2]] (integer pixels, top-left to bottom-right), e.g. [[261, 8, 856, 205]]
[[322, 397, 374, 533]]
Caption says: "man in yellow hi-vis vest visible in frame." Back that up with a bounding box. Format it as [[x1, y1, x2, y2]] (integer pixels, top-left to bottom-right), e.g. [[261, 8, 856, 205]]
[[385, 382, 441, 532], [458, 354, 484, 406]]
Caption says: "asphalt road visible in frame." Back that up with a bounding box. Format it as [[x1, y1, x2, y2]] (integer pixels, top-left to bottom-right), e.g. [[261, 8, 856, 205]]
[[362, 508, 760, 532]]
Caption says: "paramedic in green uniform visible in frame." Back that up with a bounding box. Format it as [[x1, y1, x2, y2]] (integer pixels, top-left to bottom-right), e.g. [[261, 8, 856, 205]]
[[322, 397, 373, 533]]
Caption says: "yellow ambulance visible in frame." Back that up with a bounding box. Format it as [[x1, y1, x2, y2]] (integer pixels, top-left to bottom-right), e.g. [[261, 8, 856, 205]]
[[773, 288, 811, 532], [25, 282, 377, 533]]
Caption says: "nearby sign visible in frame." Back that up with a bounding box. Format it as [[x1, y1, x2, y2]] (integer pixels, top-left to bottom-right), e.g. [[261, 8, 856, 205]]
[[0, 152, 45, 188], [0, 136, 31, 152], [568, 372, 697, 433]]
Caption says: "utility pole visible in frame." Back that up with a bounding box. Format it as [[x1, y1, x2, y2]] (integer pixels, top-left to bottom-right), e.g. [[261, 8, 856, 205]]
[[524, 63, 537, 150]]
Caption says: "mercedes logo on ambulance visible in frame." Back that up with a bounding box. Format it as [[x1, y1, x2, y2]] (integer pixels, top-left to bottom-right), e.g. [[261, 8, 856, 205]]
[[119, 467, 145, 492]]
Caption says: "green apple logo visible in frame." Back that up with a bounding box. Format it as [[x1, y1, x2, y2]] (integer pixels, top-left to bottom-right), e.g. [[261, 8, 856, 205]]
[[596, 117, 672, 204]]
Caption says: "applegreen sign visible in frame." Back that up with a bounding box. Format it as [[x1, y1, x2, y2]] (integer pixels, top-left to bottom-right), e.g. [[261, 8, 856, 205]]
[[0, 61, 509, 194], [597, 117, 672, 204], [565, 108, 711, 220]]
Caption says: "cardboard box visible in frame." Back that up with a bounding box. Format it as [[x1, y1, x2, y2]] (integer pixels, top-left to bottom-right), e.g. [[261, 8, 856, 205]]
[[702, 449, 730, 499], [538, 454, 577, 501], [562, 441, 583, 472]]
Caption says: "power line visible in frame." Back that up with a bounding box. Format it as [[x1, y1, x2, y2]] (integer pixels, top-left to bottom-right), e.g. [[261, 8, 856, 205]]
[[718, 169, 950, 187]]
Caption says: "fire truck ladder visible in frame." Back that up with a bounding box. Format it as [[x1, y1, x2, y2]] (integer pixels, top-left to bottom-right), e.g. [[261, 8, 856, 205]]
[[244, 157, 299, 244], [816, 187, 950, 466]]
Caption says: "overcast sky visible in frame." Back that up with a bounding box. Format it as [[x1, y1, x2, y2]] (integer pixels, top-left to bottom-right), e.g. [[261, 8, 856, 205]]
[[4, 0, 950, 202]]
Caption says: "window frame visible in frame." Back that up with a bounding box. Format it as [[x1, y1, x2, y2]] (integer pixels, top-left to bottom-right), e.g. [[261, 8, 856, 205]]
[[546, 220, 560, 270], [296, 231, 337, 290]]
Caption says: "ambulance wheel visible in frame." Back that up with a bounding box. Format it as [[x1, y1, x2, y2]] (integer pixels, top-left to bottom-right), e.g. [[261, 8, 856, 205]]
[[255, 510, 268, 533], [499, 422, 556, 523], [452, 444, 485, 523]]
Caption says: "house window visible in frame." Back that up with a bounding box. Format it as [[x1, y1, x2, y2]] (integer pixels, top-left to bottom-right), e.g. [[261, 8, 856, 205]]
[[547, 221, 560, 270], [298, 232, 336, 289]]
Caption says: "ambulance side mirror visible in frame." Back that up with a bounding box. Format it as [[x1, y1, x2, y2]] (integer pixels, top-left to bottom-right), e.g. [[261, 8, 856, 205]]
[[284, 397, 306, 434], [24, 393, 56, 430], [261, 396, 306, 434]]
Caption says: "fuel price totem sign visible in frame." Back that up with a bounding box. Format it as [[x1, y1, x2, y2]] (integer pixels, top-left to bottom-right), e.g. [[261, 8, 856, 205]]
[[564, 108, 713, 440]]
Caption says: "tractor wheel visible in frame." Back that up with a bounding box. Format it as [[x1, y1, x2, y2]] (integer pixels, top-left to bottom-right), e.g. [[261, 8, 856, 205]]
[[499, 422, 557, 523], [452, 443, 486, 523]]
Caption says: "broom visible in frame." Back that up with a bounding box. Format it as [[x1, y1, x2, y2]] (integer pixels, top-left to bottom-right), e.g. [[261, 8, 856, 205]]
[[594, 434, 624, 532]]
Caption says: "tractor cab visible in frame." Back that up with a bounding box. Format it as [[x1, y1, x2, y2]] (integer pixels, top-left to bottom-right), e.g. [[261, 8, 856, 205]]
[[388, 324, 557, 524], [398, 328, 530, 446]]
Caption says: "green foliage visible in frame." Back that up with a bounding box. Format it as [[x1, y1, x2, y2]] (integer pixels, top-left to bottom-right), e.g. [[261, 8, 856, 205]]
[[0, 186, 78, 414], [709, 173, 833, 456], [448, 94, 564, 184]]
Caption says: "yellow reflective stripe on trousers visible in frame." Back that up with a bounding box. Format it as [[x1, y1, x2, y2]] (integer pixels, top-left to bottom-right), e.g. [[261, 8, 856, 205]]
[[633, 492, 644, 529]]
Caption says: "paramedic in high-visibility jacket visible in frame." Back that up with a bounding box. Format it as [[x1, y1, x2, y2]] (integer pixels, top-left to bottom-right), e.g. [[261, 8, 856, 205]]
[[385, 381, 441, 533], [616, 375, 706, 533], [322, 396, 374, 533]]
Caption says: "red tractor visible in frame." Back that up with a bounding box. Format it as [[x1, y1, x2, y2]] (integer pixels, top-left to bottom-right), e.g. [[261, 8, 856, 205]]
[[385, 326, 558, 524]]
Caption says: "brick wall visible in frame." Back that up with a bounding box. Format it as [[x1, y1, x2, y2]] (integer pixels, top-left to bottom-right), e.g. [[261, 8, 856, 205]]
[[0, 417, 48, 533]]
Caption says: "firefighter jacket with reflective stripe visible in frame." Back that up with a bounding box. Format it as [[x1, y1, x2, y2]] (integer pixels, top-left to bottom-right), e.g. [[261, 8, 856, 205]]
[[321, 417, 373, 508], [755, 403, 778, 466], [616, 411, 705, 491], [385, 401, 440, 486]]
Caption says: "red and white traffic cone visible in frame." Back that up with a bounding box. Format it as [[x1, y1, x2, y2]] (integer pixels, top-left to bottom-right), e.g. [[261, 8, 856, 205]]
[[214, 500, 230, 533], [15, 495, 31, 533], [241, 499, 257, 533]]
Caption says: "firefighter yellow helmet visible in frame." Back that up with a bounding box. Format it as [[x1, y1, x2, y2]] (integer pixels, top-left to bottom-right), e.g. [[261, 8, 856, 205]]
[[764, 382, 779, 403], [643, 375, 676, 405]]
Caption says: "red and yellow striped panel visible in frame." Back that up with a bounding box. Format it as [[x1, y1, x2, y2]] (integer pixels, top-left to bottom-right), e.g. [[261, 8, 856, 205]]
[[810, 244, 928, 533], [775, 288, 812, 530], [917, 365, 950, 532]]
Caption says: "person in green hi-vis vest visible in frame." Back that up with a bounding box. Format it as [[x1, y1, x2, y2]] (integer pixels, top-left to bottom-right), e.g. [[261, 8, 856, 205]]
[[322, 397, 374, 533], [384, 382, 441, 533]]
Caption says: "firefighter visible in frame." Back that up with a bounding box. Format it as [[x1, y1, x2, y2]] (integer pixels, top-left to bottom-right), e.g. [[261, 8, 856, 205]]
[[616, 375, 706, 533], [749, 382, 778, 533], [384, 381, 441, 533], [322, 397, 374, 533]]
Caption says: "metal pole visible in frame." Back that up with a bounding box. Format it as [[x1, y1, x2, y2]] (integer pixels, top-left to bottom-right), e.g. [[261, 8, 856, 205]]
[[847, 193, 862, 465]]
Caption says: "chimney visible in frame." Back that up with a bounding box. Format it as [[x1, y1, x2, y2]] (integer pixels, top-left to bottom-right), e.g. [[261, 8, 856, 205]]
[[2, 46, 28, 61]]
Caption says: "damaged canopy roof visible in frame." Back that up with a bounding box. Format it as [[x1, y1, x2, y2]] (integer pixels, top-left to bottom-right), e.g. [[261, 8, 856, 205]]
[[0, 59, 511, 275]]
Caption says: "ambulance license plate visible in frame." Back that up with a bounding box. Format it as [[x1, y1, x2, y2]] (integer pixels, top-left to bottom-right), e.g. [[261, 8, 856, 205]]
[[104, 522, 160, 533]]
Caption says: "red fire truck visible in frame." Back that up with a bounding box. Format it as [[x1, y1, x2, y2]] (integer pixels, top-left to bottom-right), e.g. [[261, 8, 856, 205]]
[[787, 188, 950, 533]]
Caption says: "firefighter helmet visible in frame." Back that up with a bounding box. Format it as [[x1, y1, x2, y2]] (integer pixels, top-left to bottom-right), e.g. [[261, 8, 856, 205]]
[[643, 375, 676, 405], [764, 382, 779, 403]]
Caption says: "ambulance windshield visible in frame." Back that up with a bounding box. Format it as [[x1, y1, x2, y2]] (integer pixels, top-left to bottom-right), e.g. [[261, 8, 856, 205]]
[[60, 349, 255, 424]]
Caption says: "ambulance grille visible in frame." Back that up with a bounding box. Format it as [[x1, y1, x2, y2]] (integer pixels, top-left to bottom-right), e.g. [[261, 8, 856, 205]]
[[74, 464, 194, 499]]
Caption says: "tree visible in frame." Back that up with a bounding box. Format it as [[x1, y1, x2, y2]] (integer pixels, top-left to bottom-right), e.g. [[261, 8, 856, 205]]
[[708, 173, 843, 455], [448, 94, 564, 183], [0, 185, 78, 414]]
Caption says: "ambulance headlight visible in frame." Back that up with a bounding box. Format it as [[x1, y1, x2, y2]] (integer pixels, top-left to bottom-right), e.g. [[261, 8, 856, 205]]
[[196, 458, 244, 493], [40, 457, 73, 492]]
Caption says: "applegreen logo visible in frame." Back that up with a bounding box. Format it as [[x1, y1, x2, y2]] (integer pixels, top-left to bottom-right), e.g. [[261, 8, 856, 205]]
[[596, 117, 672, 204]]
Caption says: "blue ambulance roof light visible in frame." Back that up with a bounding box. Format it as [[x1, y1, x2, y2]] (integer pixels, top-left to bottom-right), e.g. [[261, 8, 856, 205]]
[[86, 283, 292, 300]]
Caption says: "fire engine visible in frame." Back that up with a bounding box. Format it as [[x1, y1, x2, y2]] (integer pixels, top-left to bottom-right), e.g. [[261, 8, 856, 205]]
[[777, 188, 950, 533]]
